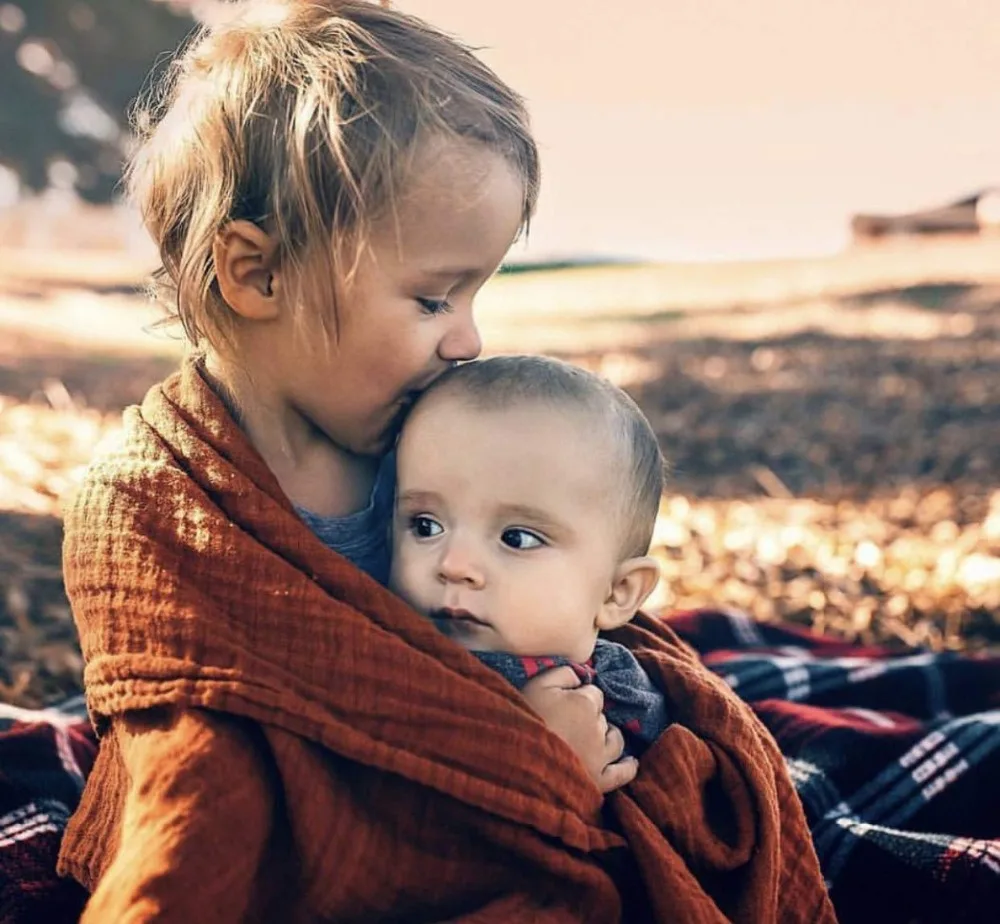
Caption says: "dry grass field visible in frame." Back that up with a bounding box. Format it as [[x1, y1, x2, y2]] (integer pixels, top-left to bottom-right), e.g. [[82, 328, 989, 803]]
[[1, 234, 998, 706]]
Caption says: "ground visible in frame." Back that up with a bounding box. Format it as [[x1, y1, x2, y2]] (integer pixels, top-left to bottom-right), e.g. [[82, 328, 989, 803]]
[[1, 237, 998, 707]]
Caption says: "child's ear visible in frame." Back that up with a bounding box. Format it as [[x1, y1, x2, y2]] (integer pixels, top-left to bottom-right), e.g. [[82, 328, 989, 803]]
[[213, 220, 281, 321], [595, 556, 661, 632]]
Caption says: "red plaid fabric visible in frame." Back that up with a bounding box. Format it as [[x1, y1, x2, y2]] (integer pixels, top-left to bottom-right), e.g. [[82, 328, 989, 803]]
[[0, 698, 95, 924], [3, 609, 997, 922], [667, 608, 1000, 924], [474, 640, 669, 753]]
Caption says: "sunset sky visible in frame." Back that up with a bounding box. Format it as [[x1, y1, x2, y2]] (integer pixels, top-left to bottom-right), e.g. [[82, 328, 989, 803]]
[[398, 1, 1000, 262]]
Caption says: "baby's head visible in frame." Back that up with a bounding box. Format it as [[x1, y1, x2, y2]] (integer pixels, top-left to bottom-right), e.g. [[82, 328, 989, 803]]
[[129, 1, 539, 455], [390, 356, 665, 662]]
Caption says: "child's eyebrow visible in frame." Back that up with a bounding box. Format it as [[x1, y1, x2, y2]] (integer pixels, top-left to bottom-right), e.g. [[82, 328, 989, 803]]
[[416, 264, 493, 282], [396, 489, 444, 508]]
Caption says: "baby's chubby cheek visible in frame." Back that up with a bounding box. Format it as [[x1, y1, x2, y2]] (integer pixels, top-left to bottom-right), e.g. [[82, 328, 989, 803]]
[[387, 558, 405, 599], [387, 549, 425, 613]]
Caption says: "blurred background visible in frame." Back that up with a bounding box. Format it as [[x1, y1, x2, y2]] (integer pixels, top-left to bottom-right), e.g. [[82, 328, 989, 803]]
[[0, 0, 998, 707]]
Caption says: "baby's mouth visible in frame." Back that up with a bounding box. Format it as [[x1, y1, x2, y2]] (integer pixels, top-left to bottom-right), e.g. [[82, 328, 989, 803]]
[[429, 607, 491, 629]]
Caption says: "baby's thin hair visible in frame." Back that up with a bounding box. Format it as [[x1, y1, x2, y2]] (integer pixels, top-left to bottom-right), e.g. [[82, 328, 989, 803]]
[[128, 0, 540, 355], [420, 355, 667, 559]]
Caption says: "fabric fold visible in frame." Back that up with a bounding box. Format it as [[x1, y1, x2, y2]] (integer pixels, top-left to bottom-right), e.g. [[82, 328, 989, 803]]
[[59, 356, 835, 923]]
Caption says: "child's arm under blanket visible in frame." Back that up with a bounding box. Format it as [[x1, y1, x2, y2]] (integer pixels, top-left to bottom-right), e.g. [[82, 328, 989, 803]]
[[64, 709, 276, 924], [62, 711, 589, 924]]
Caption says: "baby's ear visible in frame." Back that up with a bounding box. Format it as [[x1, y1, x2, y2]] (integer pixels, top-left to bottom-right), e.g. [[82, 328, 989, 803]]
[[595, 556, 661, 632]]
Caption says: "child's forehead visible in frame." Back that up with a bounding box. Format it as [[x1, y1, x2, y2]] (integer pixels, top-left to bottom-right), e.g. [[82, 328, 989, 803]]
[[370, 140, 523, 252]]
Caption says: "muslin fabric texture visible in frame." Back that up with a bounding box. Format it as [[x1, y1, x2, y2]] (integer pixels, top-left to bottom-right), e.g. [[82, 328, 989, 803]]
[[58, 358, 835, 924]]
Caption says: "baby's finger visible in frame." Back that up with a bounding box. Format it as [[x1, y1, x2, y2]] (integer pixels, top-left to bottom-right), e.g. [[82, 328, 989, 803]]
[[599, 756, 638, 794], [574, 683, 604, 713], [603, 723, 625, 762]]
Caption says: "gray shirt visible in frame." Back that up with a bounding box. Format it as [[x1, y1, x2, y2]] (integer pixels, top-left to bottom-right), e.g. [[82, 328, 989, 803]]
[[296, 454, 395, 586]]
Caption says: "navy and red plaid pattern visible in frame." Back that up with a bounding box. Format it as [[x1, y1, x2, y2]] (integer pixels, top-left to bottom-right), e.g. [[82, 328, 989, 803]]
[[475, 638, 670, 751], [0, 697, 94, 924], [1, 611, 998, 923], [667, 608, 1000, 924]]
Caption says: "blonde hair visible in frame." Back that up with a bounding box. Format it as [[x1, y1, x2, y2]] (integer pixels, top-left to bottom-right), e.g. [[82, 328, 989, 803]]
[[128, 0, 539, 354]]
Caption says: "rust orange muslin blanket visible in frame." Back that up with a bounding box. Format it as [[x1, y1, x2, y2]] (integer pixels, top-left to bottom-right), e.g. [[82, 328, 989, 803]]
[[57, 357, 836, 923]]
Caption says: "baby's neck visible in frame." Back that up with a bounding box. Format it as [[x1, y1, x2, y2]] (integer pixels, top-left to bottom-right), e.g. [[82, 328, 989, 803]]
[[201, 352, 379, 517]]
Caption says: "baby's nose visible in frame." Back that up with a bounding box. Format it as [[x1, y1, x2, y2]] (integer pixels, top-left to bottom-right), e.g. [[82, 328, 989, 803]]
[[437, 541, 485, 588]]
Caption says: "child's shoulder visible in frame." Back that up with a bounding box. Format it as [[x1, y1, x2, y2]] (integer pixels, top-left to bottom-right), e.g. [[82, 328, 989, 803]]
[[63, 366, 206, 529], [72, 375, 176, 478]]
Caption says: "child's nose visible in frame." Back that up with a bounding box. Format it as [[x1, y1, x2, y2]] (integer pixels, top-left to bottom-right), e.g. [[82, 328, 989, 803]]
[[438, 308, 482, 362], [437, 541, 485, 588]]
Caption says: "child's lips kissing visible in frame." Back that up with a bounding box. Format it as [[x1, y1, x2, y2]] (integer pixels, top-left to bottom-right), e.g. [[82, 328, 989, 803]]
[[385, 388, 424, 440], [396, 374, 440, 416], [384, 370, 447, 443]]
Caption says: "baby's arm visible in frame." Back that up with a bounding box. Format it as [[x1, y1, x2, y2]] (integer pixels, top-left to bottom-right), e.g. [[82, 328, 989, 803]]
[[77, 709, 274, 924], [522, 665, 638, 793]]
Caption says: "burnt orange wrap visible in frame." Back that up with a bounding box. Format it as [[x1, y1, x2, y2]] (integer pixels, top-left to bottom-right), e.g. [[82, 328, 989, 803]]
[[58, 357, 835, 923]]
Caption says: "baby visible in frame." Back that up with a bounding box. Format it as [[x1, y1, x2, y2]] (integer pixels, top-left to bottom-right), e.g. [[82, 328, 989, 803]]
[[390, 354, 669, 750]]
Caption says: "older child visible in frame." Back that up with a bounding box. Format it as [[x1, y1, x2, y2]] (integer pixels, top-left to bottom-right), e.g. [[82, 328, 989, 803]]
[[59, 2, 632, 920], [58, 2, 834, 921]]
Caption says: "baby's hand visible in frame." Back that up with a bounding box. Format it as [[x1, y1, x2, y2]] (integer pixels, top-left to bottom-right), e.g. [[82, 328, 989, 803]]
[[522, 665, 638, 794]]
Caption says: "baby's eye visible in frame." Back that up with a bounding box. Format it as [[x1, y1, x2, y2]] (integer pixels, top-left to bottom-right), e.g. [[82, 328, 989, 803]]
[[416, 297, 452, 315], [410, 515, 443, 538], [500, 528, 544, 550]]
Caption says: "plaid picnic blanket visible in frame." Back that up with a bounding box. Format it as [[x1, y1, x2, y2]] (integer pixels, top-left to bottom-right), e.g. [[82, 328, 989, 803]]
[[1, 610, 998, 923], [667, 608, 1000, 924], [0, 697, 94, 924]]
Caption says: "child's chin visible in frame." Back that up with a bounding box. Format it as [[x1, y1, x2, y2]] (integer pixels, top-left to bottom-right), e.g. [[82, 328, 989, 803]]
[[363, 422, 399, 456]]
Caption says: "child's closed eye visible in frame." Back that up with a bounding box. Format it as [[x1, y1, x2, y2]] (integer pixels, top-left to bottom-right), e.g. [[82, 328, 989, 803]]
[[416, 297, 452, 315]]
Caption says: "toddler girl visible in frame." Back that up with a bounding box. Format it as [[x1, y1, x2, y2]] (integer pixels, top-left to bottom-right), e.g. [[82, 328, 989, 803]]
[[58, 3, 834, 921]]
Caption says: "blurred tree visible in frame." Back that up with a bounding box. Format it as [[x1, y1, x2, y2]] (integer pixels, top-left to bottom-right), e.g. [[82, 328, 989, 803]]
[[0, 0, 194, 202]]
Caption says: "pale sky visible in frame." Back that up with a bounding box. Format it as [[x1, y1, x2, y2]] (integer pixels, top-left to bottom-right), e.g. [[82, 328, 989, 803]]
[[400, 0, 1000, 262]]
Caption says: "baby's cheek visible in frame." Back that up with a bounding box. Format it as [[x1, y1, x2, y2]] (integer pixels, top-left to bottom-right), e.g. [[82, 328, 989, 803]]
[[388, 545, 420, 600], [386, 546, 406, 596]]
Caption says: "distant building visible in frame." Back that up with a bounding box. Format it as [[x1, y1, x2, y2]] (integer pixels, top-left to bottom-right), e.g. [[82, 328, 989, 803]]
[[852, 188, 1000, 243]]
